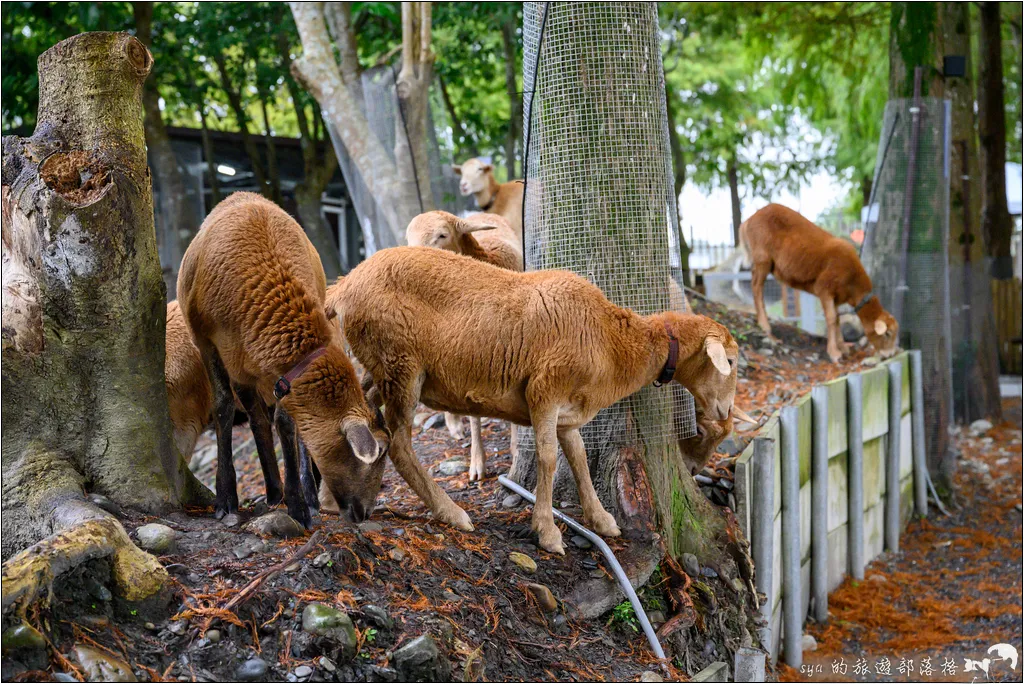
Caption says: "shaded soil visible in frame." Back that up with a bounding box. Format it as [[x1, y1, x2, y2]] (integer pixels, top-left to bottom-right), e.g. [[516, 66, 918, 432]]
[[778, 398, 1023, 683]]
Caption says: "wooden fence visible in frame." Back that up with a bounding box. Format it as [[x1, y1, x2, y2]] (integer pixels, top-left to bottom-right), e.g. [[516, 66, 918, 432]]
[[992, 278, 1022, 375]]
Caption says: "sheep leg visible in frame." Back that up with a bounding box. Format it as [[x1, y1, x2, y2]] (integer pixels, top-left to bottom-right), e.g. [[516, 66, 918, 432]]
[[384, 385, 473, 531], [819, 294, 844, 362], [445, 412, 465, 440], [234, 386, 284, 507], [297, 439, 321, 515], [274, 407, 314, 529], [530, 406, 565, 555], [558, 428, 620, 538], [468, 417, 486, 481], [509, 422, 519, 461], [751, 261, 774, 337], [205, 351, 239, 519]]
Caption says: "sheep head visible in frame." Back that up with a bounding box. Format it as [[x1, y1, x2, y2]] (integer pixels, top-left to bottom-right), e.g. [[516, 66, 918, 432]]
[[282, 346, 390, 523], [452, 157, 494, 196], [405, 210, 509, 253], [856, 297, 899, 358], [662, 312, 751, 423], [678, 409, 734, 476]]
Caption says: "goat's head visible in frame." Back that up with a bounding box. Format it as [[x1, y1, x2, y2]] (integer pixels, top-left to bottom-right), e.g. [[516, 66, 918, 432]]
[[664, 312, 753, 423], [678, 408, 734, 476], [284, 348, 390, 523], [405, 210, 508, 252], [452, 158, 493, 196], [857, 297, 899, 358]]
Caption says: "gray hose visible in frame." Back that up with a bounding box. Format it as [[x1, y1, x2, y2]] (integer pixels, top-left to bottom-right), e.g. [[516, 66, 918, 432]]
[[498, 475, 667, 667]]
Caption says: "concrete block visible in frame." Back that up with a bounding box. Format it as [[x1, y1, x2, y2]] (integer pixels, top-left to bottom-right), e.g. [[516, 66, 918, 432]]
[[863, 438, 886, 508], [825, 377, 848, 458], [800, 483, 812, 561], [827, 453, 849, 531], [864, 503, 885, 562], [692, 661, 729, 682], [827, 525, 848, 592], [899, 413, 913, 479], [735, 444, 752, 538], [796, 395, 812, 486], [861, 366, 889, 441], [800, 559, 811, 623], [772, 513, 782, 612], [899, 477, 914, 529]]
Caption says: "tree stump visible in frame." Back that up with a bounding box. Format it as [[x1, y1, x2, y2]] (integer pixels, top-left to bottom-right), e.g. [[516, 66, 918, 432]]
[[1, 32, 211, 614]]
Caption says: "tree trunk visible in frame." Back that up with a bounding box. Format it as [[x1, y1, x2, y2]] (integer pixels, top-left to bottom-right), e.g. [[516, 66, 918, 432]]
[[665, 86, 691, 287], [260, 90, 283, 205], [1, 33, 210, 612], [290, 2, 417, 247], [438, 73, 476, 157], [512, 4, 756, 659], [134, 1, 188, 299], [727, 152, 742, 245], [978, 1, 1014, 280], [199, 107, 222, 207], [395, 2, 435, 213], [501, 17, 521, 179], [213, 52, 269, 198]]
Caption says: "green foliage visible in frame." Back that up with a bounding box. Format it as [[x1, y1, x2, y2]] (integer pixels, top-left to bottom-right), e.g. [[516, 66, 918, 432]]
[[607, 601, 640, 633]]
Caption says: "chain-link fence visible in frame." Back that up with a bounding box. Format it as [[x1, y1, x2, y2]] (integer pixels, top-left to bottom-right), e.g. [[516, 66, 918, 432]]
[[327, 64, 463, 259], [517, 2, 696, 453], [861, 98, 952, 459]]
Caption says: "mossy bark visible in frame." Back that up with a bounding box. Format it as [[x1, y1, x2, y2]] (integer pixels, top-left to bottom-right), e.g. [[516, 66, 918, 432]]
[[1, 32, 210, 609]]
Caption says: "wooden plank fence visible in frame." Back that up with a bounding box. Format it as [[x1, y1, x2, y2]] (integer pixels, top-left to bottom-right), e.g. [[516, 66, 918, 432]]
[[992, 278, 1022, 375]]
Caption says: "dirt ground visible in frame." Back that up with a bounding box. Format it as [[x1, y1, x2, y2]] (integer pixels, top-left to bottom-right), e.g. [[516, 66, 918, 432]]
[[778, 398, 1024, 683], [9, 298, 1018, 683]]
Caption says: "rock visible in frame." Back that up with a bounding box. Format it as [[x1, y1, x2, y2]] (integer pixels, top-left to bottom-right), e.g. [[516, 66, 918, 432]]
[[358, 521, 384, 534], [760, 348, 775, 356], [361, 605, 394, 630], [318, 656, 337, 672], [88, 493, 122, 516], [302, 603, 357, 660], [526, 583, 558, 613], [233, 544, 254, 560], [701, 566, 719, 578], [640, 672, 664, 682], [441, 590, 462, 603], [236, 658, 269, 681], [717, 435, 745, 456], [135, 523, 176, 554], [168, 620, 187, 635], [867, 573, 887, 583], [53, 674, 79, 683], [508, 552, 537, 574], [294, 664, 313, 679], [313, 552, 332, 568], [681, 552, 699, 579], [647, 610, 666, 625], [206, 629, 221, 643], [861, 356, 880, 367], [501, 494, 523, 509], [437, 458, 469, 476], [423, 413, 446, 430], [391, 634, 449, 681], [969, 418, 993, 436], [692, 661, 729, 682], [144, 622, 157, 631], [2, 622, 48, 670], [389, 547, 407, 562], [244, 511, 305, 538], [569, 535, 592, 549], [221, 513, 241, 528], [802, 634, 817, 652], [73, 645, 137, 682]]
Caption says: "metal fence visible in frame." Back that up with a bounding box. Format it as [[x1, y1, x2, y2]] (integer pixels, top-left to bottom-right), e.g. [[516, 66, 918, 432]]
[[518, 1, 696, 453]]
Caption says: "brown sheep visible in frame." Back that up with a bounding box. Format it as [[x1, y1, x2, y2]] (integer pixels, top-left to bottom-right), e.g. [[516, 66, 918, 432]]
[[453, 158, 524, 245], [740, 203, 899, 362], [406, 210, 523, 480], [329, 246, 752, 554], [177, 192, 389, 526]]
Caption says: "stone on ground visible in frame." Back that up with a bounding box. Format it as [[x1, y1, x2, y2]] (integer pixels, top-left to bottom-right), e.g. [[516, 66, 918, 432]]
[[526, 583, 558, 613], [391, 633, 450, 681], [73, 645, 137, 682], [244, 510, 305, 538], [134, 523, 176, 554], [302, 603, 357, 660], [508, 552, 537, 573]]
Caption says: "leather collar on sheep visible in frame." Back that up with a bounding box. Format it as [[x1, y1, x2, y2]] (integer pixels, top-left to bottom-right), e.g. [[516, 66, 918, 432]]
[[853, 291, 875, 313], [273, 346, 328, 399], [654, 324, 679, 387]]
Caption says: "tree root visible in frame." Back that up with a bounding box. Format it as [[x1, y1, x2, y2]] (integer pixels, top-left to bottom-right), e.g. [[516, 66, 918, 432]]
[[2, 517, 168, 617]]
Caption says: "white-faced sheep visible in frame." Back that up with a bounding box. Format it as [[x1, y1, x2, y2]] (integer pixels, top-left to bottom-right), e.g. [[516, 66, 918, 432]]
[[453, 158, 523, 243], [406, 210, 523, 480], [328, 246, 752, 554], [176, 192, 389, 527]]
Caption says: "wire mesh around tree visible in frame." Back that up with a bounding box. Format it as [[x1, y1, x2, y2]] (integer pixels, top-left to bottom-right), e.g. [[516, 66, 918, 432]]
[[517, 2, 696, 453], [860, 97, 952, 456]]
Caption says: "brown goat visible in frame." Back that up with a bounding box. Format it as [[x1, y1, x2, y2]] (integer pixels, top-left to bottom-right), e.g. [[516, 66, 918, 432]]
[[453, 158, 524, 244], [165, 300, 214, 461], [329, 247, 751, 554], [740, 203, 898, 362], [177, 192, 389, 526], [406, 210, 524, 480]]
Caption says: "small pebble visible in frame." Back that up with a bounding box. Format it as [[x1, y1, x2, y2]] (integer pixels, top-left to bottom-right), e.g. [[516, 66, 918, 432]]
[[502, 494, 522, 509], [312, 552, 332, 568], [294, 664, 313, 679], [206, 629, 221, 643], [221, 513, 241, 528], [358, 521, 384, 534], [508, 552, 537, 573], [569, 535, 592, 549], [802, 634, 818, 652], [318, 656, 337, 672], [236, 658, 269, 681], [144, 622, 156, 631], [389, 547, 407, 562]]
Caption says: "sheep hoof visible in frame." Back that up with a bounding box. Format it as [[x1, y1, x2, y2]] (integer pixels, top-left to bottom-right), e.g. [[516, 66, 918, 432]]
[[589, 512, 621, 538], [468, 460, 485, 482], [438, 506, 474, 532], [538, 531, 565, 556], [444, 413, 465, 440]]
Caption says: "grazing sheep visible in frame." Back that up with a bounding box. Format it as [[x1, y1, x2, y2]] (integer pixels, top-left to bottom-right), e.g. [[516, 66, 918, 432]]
[[453, 158, 523, 243], [740, 203, 898, 362], [177, 192, 389, 526], [406, 210, 524, 480], [329, 246, 751, 554]]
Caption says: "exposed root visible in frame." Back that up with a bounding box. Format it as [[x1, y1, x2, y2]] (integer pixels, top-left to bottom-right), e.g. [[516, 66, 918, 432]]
[[2, 516, 168, 617]]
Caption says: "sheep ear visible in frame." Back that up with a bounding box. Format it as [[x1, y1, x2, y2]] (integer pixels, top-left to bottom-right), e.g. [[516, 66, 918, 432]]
[[344, 421, 383, 465], [459, 217, 502, 233], [481, 163, 493, 173], [732, 405, 757, 425], [452, 165, 462, 176], [874, 319, 888, 336], [705, 339, 731, 376]]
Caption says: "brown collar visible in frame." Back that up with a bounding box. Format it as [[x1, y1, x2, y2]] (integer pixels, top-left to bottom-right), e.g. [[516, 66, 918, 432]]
[[479, 195, 495, 212], [274, 347, 328, 399], [654, 324, 678, 387], [853, 291, 874, 313]]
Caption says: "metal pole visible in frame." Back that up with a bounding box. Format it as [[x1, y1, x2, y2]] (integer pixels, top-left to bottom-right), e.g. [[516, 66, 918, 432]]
[[909, 350, 928, 517], [811, 386, 829, 622], [751, 437, 775, 651], [886, 362, 903, 552], [847, 373, 865, 580], [894, 66, 924, 324], [780, 406, 802, 669]]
